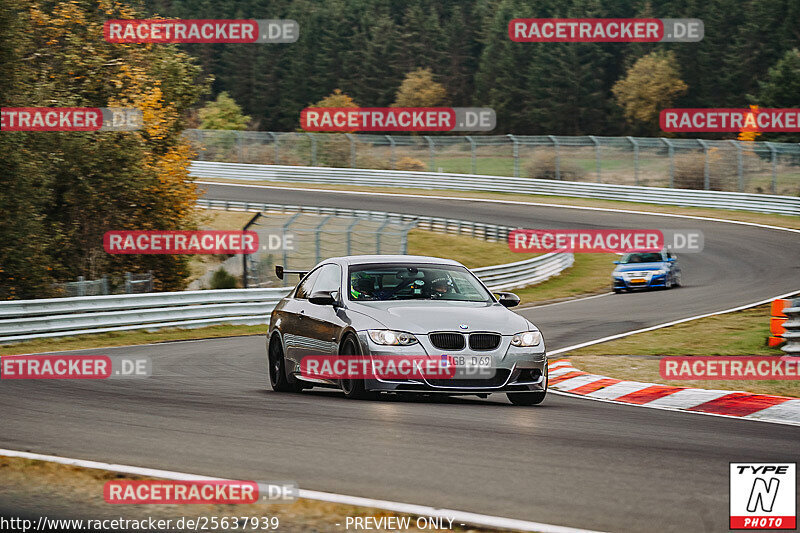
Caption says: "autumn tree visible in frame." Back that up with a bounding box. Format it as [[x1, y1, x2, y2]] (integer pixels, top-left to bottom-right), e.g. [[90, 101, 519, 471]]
[[0, 0, 209, 298], [393, 68, 448, 107], [612, 51, 688, 134], [199, 92, 251, 130]]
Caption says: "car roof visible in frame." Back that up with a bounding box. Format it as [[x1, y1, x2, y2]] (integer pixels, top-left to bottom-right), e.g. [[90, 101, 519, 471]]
[[321, 255, 464, 267]]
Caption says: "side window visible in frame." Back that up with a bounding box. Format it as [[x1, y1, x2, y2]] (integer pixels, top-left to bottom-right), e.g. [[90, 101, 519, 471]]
[[312, 264, 342, 294], [295, 269, 321, 299]]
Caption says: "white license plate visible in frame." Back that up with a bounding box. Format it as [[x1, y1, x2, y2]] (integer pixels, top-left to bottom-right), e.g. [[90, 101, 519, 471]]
[[446, 355, 492, 368]]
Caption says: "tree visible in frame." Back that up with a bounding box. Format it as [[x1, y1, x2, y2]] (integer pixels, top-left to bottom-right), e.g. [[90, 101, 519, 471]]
[[311, 88, 359, 108], [198, 92, 251, 130], [612, 51, 688, 134], [753, 48, 800, 141], [392, 68, 448, 107], [0, 0, 209, 298]]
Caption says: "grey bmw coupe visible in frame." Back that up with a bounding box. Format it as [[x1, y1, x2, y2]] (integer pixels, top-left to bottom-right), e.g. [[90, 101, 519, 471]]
[[266, 255, 548, 405]]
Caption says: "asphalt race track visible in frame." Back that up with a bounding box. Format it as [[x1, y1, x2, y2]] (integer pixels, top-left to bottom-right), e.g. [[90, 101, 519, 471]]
[[2, 183, 799, 532]]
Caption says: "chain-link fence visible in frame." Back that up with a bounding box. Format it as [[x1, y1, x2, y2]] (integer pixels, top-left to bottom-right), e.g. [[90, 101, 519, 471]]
[[53, 272, 154, 297], [185, 130, 800, 195], [242, 212, 415, 288]]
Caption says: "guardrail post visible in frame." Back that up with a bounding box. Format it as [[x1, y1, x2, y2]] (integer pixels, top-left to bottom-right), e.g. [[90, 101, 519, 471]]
[[628, 136, 639, 186], [306, 132, 317, 166], [376, 216, 390, 254], [269, 132, 279, 164], [466, 136, 476, 174], [697, 139, 710, 190], [386, 135, 396, 169], [424, 136, 435, 171], [729, 140, 744, 192], [661, 138, 674, 188], [508, 134, 519, 177], [589, 135, 601, 182], [766, 142, 777, 194], [547, 135, 560, 180], [345, 133, 356, 168]]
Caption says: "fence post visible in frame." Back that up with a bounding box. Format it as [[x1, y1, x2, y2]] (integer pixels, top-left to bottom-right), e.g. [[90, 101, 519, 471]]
[[729, 140, 744, 192], [102, 275, 109, 295], [376, 216, 390, 254], [589, 135, 601, 182], [281, 212, 302, 287], [306, 132, 317, 166], [628, 136, 639, 186], [269, 132, 279, 164], [124, 272, 132, 294], [386, 135, 396, 169], [77, 276, 85, 297], [424, 136, 436, 171], [766, 142, 777, 194], [547, 135, 561, 180], [345, 133, 356, 168], [237, 130, 244, 163], [508, 134, 519, 177], [697, 140, 710, 190], [661, 138, 675, 188], [314, 215, 332, 264], [466, 136, 476, 174], [346, 218, 360, 256]]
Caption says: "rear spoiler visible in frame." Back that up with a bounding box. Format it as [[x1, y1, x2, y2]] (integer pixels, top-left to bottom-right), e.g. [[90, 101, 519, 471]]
[[275, 265, 307, 280]]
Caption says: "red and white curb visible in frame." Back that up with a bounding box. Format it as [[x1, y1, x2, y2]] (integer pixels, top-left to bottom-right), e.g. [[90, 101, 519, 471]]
[[547, 359, 800, 426]]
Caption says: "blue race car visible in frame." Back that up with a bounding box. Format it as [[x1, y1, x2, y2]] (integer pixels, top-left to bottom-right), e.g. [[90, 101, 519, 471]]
[[612, 250, 681, 293]]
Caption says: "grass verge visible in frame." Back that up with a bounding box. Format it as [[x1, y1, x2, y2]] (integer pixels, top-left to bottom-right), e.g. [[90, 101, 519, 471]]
[[567, 304, 799, 397], [0, 456, 501, 532]]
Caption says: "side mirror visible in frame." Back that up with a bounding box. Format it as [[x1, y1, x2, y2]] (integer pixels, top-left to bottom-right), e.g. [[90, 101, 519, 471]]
[[309, 290, 336, 306], [495, 292, 520, 308], [613, 261, 620, 264], [668, 258, 676, 262]]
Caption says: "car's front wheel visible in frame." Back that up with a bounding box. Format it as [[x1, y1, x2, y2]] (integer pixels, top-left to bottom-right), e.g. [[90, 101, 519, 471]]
[[507, 391, 547, 405], [268, 337, 303, 393], [339, 335, 376, 400]]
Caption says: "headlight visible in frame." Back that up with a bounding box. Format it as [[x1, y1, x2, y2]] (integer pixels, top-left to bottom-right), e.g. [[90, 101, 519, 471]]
[[368, 330, 418, 346], [654, 269, 666, 275], [511, 331, 541, 347]]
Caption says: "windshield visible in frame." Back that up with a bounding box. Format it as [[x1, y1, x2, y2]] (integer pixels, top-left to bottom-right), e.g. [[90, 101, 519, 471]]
[[348, 264, 492, 302], [620, 252, 664, 264]]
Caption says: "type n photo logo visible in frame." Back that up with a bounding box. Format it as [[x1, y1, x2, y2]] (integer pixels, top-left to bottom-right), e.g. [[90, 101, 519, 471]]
[[730, 463, 796, 530]]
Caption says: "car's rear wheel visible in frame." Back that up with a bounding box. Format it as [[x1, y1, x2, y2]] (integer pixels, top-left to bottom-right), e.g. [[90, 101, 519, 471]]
[[268, 337, 303, 393], [507, 391, 547, 405], [339, 335, 376, 400]]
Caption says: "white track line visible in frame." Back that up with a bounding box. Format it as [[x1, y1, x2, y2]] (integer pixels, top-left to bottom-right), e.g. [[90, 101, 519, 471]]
[[0, 448, 605, 533], [196, 181, 800, 234]]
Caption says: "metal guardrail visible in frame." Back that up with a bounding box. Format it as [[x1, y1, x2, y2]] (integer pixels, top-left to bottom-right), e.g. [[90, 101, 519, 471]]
[[782, 298, 800, 356], [191, 162, 800, 216], [0, 203, 573, 342]]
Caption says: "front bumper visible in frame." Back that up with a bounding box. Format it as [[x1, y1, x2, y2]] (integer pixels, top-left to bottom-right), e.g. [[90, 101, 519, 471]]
[[355, 331, 547, 393], [613, 273, 667, 289]]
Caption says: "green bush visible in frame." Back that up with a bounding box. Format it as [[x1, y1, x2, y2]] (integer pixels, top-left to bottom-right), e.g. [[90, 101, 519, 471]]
[[210, 267, 238, 289]]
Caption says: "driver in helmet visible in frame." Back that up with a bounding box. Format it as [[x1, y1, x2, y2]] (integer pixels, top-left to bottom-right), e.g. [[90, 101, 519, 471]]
[[350, 276, 375, 300], [430, 276, 454, 298]]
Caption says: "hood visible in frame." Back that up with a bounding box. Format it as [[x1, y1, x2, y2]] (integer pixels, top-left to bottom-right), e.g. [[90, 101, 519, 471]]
[[347, 300, 530, 335], [615, 262, 668, 272]]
